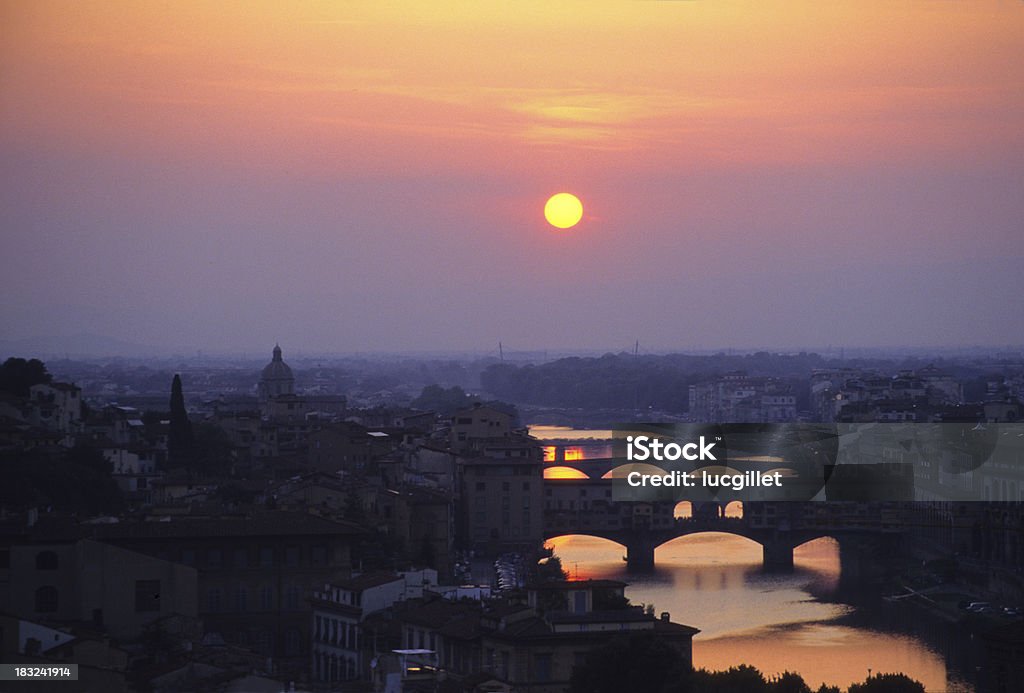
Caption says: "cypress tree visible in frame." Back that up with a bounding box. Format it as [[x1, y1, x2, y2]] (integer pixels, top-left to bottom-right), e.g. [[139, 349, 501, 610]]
[[168, 374, 194, 469]]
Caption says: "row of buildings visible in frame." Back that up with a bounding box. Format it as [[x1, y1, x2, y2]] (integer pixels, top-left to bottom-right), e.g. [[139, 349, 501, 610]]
[[3, 347, 697, 690], [687, 372, 797, 423], [688, 364, 1022, 425], [4, 347, 1024, 690]]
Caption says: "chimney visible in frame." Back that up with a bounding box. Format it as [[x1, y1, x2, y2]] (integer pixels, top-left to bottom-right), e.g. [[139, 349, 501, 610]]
[[660, 612, 670, 622]]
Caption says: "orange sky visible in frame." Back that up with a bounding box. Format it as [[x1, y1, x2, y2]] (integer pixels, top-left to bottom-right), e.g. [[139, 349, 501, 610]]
[[2, 1, 1023, 352], [5, 1, 1022, 178]]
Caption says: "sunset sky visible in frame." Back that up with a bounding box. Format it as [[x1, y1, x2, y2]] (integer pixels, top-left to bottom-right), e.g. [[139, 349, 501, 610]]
[[2, 1, 1023, 354]]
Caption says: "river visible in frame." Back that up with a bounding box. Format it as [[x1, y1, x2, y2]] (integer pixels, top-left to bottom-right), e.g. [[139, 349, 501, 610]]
[[545, 533, 976, 692]]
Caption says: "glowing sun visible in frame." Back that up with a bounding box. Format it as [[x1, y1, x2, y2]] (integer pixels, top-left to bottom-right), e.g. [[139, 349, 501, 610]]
[[544, 192, 583, 229]]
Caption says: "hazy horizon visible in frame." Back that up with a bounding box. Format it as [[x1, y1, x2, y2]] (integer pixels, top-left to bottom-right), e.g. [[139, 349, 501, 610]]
[[3, 331, 1021, 365], [3, 2, 1023, 354]]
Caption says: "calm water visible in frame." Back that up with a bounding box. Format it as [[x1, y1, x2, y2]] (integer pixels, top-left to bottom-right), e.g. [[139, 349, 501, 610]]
[[546, 534, 974, 693]]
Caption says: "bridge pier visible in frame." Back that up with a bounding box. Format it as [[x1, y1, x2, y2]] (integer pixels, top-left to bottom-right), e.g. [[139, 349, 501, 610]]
[[625, 539, 656, 571], [762, 540, 794, 572]]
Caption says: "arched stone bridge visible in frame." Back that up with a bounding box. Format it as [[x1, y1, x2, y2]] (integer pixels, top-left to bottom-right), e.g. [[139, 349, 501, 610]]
[[542, 476, 905, 570]]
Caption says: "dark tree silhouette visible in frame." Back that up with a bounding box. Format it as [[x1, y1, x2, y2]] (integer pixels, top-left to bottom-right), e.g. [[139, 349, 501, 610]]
[[0, 446, 123, 514], [847, 673, 925, 693], [688, 665, 767, 693], [0, 357, 52, 396], [410, 384, 475, 414], [168, 374, 194, 468], [770, 671, 813, 693]]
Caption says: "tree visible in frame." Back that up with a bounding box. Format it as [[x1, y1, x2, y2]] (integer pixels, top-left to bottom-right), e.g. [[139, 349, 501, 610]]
[[770, 671, 812, 693], [410, 384, 519, 423], [0, 357, 51, 396], [167, 374, 194, 468], [0, 446, 123, 514], [687, 665, 766, 693], [536, 554, 569, 582], [847, 674, 925, 693], [410, 384, 475, 415]]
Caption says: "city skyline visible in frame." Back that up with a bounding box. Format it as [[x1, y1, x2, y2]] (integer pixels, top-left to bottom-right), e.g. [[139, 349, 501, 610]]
[[2, 1, 1023, 353]]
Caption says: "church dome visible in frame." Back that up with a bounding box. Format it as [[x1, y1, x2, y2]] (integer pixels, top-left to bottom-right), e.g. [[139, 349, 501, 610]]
[[259, 344, 295, 400]]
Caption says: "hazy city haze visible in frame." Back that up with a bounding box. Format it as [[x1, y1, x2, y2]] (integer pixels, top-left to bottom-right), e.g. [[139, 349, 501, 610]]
[[2, 1, 1023, 354]]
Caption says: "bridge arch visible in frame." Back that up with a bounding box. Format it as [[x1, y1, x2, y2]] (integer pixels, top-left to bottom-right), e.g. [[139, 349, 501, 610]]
[[672, 500, 743, 519], [543, 466, 590, 480], [793, 534, 841, 551], [652, 529, 763, 554], [544, 533, 626, 550], [673, 501, 693, 519]]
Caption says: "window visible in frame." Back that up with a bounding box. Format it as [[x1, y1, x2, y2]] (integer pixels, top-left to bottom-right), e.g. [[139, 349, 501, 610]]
[[35, 586, 58, 613], [476, 481, 486, 491], [182, 549, 195, 566], [135, 580, 161, 612], [285, 547, 300, 567], [311, 546, 327, 566], [286, 585, 300, 609], [260, 585, 273, 610], [259, 547, 273, 567], [35, 551, 58, 570], [207, 548, 222, 568], [207, 588, 222, 612], [0, 550, 9, 569], [233, 548, 248, 568], [236, 585, 248, 611]]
